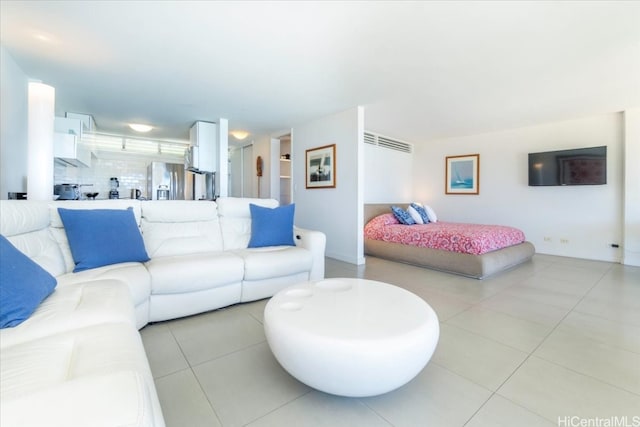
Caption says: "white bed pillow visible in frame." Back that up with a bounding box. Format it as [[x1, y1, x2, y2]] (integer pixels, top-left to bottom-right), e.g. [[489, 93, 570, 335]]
[[423, 204, 438, 223], [409, 203, 429, 224], [407, 205, 424, 224]]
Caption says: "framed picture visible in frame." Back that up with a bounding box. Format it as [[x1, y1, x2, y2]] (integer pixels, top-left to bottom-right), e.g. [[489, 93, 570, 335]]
[[445, 154, 479, 194], [306, 144, 336, 189]]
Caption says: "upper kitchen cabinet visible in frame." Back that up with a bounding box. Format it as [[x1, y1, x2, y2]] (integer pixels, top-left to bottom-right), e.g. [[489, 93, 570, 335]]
[[187, 121, 216, 173], [54, 116, 92, 167], [65, 112, 96, 133]]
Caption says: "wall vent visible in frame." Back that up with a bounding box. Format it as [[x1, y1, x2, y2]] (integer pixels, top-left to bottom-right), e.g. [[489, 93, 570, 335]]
[[364, 132, 412, 154], [81, 132, 188, 158]]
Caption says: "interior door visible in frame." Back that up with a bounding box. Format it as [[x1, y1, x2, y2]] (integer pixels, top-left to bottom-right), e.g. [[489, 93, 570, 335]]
[[242, 145, 253, 197]]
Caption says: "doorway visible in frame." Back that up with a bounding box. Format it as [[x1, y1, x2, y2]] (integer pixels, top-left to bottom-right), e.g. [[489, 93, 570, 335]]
[[228, 144, 254, 197], [270, 132, 292, 205]]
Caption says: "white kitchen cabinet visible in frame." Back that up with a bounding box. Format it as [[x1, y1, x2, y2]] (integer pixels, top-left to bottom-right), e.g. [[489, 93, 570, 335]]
[[65, 112, 96, 133], [55, 117, 83, 138], [187, 121, 216, 173]]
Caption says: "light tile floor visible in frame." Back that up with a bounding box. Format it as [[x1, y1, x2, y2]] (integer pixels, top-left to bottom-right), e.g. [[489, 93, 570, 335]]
[[140, 255, 640, 427]]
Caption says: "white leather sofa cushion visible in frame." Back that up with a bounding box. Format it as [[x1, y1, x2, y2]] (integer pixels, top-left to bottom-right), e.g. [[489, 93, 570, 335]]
[[1, 370, 159, 427], [141, 200, 217, 222], [216, 197, 279, 250], [0, 279, 134, 349], [49, 200, 143, 273], [0, 323, 163, 426], [56, 262, 151, 328], [146, 251, 245, 294], [0, 200, 50, 236], [241, 273, 311, 303], [0, 200, 67, 277], [149, 283, 242, 323], [141, 200, 224, 257], [233, 246, 313, 281], [5, 229, 67, 278]]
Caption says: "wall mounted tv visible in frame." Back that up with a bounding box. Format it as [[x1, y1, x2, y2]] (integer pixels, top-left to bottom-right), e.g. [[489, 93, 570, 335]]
[[528, 146, 607, 186]]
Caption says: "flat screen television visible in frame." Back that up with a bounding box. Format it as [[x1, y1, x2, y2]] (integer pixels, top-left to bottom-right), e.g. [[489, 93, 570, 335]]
[[528, 146, 607, 186]]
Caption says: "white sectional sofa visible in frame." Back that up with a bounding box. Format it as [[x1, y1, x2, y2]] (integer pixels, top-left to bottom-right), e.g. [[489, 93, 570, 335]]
[[0, 197, 326, 427]]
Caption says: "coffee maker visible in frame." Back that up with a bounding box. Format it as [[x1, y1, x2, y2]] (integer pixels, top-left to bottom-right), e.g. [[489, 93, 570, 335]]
[[109, 177, 119, 199]]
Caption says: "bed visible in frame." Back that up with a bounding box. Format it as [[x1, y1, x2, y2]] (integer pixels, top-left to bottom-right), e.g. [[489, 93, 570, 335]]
[[364, 204, 535, 279]]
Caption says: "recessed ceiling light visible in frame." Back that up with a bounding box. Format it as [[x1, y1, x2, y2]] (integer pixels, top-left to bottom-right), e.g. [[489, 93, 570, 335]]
[[230, 130, 249, 140], [129, 123, 153, 133], [32, 32, 56, 43]]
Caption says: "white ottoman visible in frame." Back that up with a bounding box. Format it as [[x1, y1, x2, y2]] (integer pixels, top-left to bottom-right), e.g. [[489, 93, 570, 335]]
[[264, 278, 439, 397]]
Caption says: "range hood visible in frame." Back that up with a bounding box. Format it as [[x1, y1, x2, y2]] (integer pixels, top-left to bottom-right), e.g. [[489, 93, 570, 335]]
[[54, 117, 92, 167], [54, 133, 91, 167]]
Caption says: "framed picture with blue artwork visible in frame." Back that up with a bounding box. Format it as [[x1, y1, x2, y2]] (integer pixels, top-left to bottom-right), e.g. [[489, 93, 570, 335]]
[[445, 154, 479, 195]]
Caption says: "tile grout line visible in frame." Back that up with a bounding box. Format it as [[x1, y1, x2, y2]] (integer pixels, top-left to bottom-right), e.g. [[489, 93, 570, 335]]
[[169, 321, 225, 427], [457, 260, 614, 425], [240, 391, 314, 426], [485, 264, 633, 419], [161, 314, 266, 427]]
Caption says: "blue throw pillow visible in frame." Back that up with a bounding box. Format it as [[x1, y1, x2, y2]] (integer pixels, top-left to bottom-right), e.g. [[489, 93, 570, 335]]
[[391, 205, 416, 225], [248, 203, 296, 248], [410, 203, 430, 224], [57, 207, 150, 272], [0, 235, 57, 328]]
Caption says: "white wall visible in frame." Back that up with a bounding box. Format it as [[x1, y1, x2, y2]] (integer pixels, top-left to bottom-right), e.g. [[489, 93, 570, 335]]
[[0, 47, 29, 199], [364, 142, 413, 203], [413, 113, 624, 262], [252, 136, 272, 199], [293, 107, 365, 264], [623, 109, 640, 266]]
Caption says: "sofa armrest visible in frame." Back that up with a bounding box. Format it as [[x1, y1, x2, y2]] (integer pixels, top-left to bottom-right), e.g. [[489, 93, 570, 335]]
[[294, 226, 326, 281]]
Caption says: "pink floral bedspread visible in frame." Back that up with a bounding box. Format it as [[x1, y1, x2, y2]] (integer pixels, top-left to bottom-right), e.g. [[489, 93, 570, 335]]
[[364, 213, 526, 255]]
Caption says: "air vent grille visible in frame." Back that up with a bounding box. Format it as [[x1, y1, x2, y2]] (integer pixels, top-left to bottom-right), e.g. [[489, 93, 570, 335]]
[[81, 132, 189, 158], [364, 132, 412, 153]]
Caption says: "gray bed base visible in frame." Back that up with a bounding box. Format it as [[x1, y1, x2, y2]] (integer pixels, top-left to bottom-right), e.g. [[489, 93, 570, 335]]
[[364, 204, 535, 279]]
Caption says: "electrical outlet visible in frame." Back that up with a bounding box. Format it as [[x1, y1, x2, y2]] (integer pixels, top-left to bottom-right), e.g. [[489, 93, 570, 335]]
[[544, 236, 552, 242], [560, 239, 569, 244]]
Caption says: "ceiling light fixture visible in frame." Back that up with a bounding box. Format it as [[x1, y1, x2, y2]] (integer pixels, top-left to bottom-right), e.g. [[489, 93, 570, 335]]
[[33, 33, 52, 42], [230, 130, 249, 140], [129, 123, 153, 133]]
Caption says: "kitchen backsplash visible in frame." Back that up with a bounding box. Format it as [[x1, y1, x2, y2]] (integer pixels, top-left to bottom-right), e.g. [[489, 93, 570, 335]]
[[55, 151, 182, 200]]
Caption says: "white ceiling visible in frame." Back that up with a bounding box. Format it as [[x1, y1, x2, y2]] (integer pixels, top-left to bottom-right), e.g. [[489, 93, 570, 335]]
[[2, 1, 639, 145]]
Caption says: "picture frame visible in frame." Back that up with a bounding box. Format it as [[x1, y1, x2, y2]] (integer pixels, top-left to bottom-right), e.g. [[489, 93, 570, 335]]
[[306, 144, 336, 189], [445, 154, 479, 195]]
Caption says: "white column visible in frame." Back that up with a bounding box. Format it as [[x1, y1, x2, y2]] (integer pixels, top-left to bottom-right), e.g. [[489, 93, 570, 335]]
[[27, 82, 55, 200], [217, 118, 228, 197], [623, 109, 640, 266]]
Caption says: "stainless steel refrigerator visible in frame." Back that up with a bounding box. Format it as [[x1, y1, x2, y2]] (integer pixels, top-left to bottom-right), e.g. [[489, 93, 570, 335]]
[[147, 162, 187, 200]]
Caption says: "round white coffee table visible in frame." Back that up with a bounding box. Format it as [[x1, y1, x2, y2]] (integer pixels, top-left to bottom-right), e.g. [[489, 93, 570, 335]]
[[263, 278, 439, 397]]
